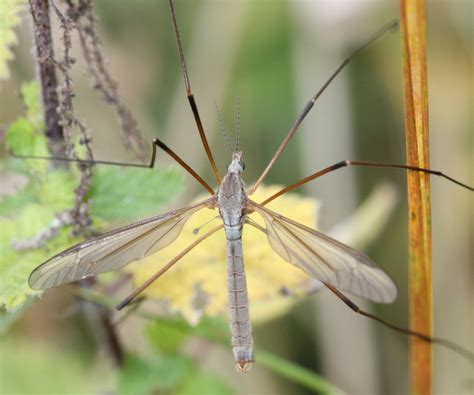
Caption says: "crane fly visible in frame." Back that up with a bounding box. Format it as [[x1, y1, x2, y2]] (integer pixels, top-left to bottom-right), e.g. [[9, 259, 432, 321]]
[[29, 150, 398, 372], [27, 0, 473, 372]]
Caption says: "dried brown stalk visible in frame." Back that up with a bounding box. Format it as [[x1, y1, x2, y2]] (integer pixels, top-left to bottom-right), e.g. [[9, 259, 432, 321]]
[[29, 0, 66, 160], [400, 0, 432, 393], [51, 0, 93, 235]]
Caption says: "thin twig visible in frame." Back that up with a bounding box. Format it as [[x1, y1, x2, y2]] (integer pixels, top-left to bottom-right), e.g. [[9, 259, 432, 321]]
[[52, 0, 93, 236]]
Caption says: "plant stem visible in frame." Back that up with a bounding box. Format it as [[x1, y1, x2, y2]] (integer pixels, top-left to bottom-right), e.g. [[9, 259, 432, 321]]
[[400, 1, 432, 394], [29, 0, 66, 160]]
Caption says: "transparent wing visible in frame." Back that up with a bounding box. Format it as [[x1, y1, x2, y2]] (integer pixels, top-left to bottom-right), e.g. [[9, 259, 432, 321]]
[[249, 201, 397, 303], [29, 199, 213, 290]]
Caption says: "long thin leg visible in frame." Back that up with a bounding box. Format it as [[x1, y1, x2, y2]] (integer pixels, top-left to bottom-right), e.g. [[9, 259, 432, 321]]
[[113, 296, 146, 327], [260, 160, 473, 206], [115, 224, 223, 310], [167, 0, 221, 184], [250, 20, 398, 194], [323, 282, 474, 361], [156, 139, 215, 194], [11, 138, 215, 195]]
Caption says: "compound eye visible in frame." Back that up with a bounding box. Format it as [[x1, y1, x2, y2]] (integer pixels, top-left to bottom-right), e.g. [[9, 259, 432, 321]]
[[239, 161, 246, 170]]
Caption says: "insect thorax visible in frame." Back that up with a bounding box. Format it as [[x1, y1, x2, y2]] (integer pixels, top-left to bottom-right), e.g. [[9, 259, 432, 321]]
[[217, 172, 247, 228]]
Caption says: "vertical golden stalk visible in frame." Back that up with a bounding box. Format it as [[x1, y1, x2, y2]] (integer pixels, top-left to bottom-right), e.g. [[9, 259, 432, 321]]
[[400, 0, 432, 393]]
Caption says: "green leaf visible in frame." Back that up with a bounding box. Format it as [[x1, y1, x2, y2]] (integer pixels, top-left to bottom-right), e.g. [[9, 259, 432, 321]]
[[88, 166, 184, 220], [0, 296, 34, 335], [145, 318, 190, 354], [0, 168, 75, 221], [0, 189, 34, 216], [0, 338, 106, 394], [0, 172, 34, 216], [20, 80, 43, 128], [0, 77, 79, 310], [6, 116, 48, 174], [118, 354, 194, 395], [38, 169, 76, 210], [193, 315, 230, 341], [0, 1, 26, 80], [6, 118, 36, 155], [148, 315, 230, 348], [0, 203, 78, 310], [178, 373, 235, 395], [6, 80, 46, 173]]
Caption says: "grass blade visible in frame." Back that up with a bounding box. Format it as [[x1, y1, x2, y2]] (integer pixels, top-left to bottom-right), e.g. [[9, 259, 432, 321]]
[[256, 350, 343, 395], [400, 0, 432, 393]]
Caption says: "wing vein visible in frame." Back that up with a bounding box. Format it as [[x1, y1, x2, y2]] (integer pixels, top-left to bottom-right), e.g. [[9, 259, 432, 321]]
[[248, 200, 397, 303], [29, 198, 214, 289]]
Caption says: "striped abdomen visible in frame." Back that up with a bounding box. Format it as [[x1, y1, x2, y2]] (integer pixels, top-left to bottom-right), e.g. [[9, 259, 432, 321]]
[[225, 225, 254, 372]]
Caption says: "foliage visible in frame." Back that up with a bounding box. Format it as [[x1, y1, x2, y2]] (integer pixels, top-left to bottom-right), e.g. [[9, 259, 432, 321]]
[[119, 354, 195, 395], [88, 165, 183, 221], [118, 316, 235, 395], [139, 314, 340, 394], [0, 1, 26, 80], [119, 353, 235, 395], [0, 339, 101, 394], [0, 80, 184, 311]]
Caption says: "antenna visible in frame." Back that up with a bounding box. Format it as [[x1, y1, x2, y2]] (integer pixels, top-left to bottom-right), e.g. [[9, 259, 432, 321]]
[[215, 101, 234, 153], [235, 98, 240, 152]]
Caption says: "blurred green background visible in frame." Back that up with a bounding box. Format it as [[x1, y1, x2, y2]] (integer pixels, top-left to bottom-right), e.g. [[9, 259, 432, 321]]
[[1, 0, 472, 394]]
